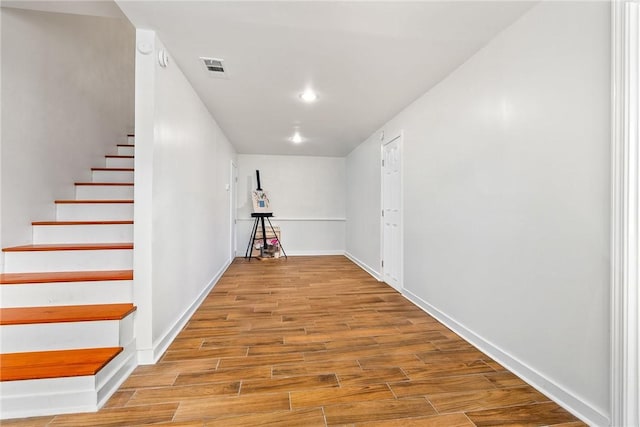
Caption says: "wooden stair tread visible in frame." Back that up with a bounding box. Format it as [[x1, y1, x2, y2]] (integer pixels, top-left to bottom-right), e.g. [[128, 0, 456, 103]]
[[105, 155, 134, 159], [0, 270, 133, 285], [0, 303, 136, 325], [75, 182, 134, 186], [3, 243, 133, 252], [32, 220, 134, 226], [91, 168, 134, 171], [117, 144, 134, 147], [54, 199, 133, 204], [0, 347, 123, 381]]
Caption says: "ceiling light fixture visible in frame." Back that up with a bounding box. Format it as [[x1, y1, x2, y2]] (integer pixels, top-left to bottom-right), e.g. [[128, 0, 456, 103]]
[[291, 132, 303, 144], [299, 89, 318, 103]]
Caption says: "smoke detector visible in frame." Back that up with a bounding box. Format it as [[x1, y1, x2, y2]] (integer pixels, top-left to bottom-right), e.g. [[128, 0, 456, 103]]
[[200, 57, 228, 78]]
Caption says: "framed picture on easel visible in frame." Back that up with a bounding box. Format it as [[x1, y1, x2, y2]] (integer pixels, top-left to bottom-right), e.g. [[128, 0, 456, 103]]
[[251, 189, 271, 213], [245, 170, 287, 261]]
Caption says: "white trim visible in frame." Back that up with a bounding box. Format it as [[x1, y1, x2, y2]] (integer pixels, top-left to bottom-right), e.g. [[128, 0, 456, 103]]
[[403, 289, 609, 427], [344, 251, 382, 281], [230, 160, 238, 261], [237, 217, 346, 222], [137, 260, 231, 364], [284, 250, 346, 256], [95, 341, 137, 407], [234, 251, 345, 258], [379, 139, 384, 283], [611, 1, 640, 426]]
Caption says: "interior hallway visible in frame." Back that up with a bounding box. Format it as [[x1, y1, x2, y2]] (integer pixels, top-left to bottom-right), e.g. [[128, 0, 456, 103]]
[[4, 256, 585, 426]]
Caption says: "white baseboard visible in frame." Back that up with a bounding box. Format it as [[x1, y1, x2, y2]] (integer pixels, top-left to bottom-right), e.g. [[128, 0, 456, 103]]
[[96, 339, 137, 407], [285, 250, 345, 256], [236, 251, 346, 259], [344, 251, 381, 281], [402, 289, 609, 427], [137, 260, 231, 365]]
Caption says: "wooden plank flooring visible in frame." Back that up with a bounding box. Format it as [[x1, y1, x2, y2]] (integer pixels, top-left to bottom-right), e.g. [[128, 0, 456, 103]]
[[2, 256, 585, 426]]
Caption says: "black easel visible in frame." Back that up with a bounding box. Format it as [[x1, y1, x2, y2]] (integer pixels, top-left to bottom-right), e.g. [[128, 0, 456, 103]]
[[244, 171, 287, 261], [244, 212, 288, 260]]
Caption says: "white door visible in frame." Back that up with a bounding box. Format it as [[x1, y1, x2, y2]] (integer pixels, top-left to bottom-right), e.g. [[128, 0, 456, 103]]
[[382, 135, 402, 291], [230, 162, 238, 259]]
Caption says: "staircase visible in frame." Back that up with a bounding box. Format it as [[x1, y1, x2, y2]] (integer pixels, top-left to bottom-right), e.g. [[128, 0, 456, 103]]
[[0, 136, 137, 420]]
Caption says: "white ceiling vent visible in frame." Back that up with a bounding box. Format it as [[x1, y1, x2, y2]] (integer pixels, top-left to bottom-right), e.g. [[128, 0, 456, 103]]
[[200, 57, 228, 78]]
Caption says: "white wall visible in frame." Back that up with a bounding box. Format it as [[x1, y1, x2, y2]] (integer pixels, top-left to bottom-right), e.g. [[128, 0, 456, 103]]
[[237, 154, 345, 256], [134, 31, 236, 363], [345, 134, 383, 276], [0, 8, 135, 254], [346, 2, 610, 425]]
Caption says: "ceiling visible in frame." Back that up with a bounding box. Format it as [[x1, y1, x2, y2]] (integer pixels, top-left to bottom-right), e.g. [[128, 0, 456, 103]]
[[8, 1, 535, 157], [2, 0, 126, 18]]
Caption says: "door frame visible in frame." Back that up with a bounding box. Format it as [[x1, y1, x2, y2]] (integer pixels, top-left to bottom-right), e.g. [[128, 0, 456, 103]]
[[230, 160, 238, 261], [380, 131, 404, 291], [611, 1, 639, 425]]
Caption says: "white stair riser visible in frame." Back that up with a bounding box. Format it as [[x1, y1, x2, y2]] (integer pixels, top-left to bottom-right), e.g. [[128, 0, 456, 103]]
[[0, 376, 95, 420], [56, 203, 133, 221], [3, 249, 132, 273], [92, 170, 134, 183], [0, 313, 134, 353], [105, 157, 134, 168], [0, 280, 133, 308], [117, 146, 135, 156], [75, 185, 133, 200], [33, 224, 133, 244], [127, 136, 135, 145], [0, 340, 136, 420]]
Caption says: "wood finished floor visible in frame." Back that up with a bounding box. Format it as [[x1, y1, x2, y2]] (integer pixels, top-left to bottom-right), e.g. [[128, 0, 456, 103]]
[[3, 256, 585, 427]]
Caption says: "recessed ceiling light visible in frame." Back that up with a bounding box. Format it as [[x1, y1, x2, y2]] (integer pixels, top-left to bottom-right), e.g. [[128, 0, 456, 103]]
[[299, 89, 318, 103], [291, 132, 303, 144]]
